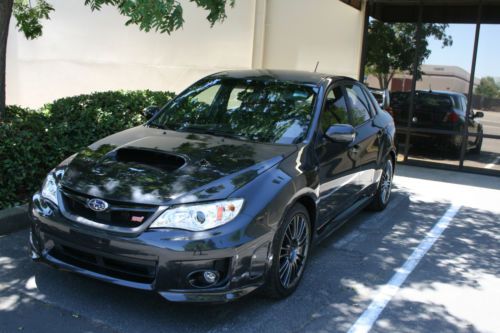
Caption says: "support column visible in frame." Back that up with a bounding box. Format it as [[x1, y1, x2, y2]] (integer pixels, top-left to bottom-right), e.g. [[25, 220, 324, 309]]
[[403, 3, 423, 162], [459, 1, 482, 168], [358, 0, 371, 82], [251, 0, 268, 69]]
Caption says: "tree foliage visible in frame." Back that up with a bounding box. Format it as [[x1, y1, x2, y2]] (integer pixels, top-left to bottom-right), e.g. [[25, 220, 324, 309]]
[[83, 0, 235, 34], [0, 90, 174, 209], [475, 76, 500, 98], [366, 20, 453, 90], [13, 0, 54, 39]]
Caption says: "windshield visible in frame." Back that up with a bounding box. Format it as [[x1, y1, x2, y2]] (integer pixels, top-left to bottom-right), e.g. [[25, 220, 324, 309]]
[[149, 78, 317, 144]]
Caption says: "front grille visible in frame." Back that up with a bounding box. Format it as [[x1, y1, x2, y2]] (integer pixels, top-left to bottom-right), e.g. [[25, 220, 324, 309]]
[[50, 242, 157, 284], [61, 187, 158, 228]]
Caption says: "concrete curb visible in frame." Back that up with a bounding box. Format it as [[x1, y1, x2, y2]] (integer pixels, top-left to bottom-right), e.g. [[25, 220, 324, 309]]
[[0, 204, 29, 235]]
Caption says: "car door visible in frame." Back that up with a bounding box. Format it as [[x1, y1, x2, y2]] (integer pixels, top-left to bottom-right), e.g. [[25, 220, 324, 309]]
[[315, 84, 358, 228], [344, 83, 381, 197]]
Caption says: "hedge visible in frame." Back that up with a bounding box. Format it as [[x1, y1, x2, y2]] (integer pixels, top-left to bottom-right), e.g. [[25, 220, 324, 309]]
[[0, 90, 175, 209]]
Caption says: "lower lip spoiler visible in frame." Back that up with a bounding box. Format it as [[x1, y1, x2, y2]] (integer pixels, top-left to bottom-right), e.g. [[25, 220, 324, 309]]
[[159, 285, 260, 303]]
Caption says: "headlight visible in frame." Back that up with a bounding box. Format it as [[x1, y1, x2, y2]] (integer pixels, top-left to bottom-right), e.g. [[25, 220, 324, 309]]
[[41, 173, 58, 205], [150, 199, 244, 231]]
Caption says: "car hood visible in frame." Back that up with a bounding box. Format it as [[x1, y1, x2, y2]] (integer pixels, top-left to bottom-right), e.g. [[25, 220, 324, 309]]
[[60, 126, 296, 206]]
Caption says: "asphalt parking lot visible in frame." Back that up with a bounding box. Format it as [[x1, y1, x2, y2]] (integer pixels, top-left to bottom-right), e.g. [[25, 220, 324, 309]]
[[480, 110, 500, 137], [1, 165, 499, 333]]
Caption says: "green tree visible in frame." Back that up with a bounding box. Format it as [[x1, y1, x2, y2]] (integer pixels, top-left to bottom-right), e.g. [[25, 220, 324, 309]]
[[0, 0, 235, 120], [475, 76, 500, 98], [366, 20, 453, 90]]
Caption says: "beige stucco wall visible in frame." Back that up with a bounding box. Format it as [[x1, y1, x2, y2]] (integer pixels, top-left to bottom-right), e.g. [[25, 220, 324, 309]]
[[7, 0, 365, 107], [261, 0, 365, 77]]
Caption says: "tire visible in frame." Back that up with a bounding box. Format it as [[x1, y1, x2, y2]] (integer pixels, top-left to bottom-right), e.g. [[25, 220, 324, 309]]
[[262, 203, 311, 299], [470, 130, 483, 155], [368, 157, 394, 211]]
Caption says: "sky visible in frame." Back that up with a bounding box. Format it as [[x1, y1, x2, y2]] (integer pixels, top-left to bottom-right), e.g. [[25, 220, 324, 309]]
[[425, 24, 500, 79]]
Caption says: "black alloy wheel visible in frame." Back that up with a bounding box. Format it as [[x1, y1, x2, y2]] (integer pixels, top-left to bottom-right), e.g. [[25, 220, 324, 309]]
[[279, 212, 310, 289], [263, 203, 311, 298], [368, 157, 394, 211]]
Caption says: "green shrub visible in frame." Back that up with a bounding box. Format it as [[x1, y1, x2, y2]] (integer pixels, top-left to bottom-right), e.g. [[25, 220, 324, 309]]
[[0, 90, 174, 209]]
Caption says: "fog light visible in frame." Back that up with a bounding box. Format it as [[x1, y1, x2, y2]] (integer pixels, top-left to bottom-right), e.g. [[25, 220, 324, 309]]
[[203, 271, 219, 284], [187, 267, 225, 288]]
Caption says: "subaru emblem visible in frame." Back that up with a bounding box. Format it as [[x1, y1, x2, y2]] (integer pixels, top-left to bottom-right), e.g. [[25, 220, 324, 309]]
[[87, 198, 109, 212]]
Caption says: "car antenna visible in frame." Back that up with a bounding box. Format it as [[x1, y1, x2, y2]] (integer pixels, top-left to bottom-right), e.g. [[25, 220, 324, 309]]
[[314, 61, 319, 73], [429, 84, 432, 93]]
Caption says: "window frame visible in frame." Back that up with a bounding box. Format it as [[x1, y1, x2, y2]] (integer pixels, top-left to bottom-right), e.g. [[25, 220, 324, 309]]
[[361, 85, 381, 116]]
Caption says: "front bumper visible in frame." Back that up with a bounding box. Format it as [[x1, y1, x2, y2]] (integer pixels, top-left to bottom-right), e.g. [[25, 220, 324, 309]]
[[29, 194, 273, 303]]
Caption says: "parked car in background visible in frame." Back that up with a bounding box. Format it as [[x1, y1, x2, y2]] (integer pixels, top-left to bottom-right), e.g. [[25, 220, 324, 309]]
[[368, 87, 392, 115], [390, 90, 484, 154], [29, 70, 396, 303]]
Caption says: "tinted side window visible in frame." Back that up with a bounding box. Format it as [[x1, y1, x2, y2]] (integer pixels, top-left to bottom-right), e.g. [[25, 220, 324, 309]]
[[320, 86, 349, 133], [345, 84, 371, 126]]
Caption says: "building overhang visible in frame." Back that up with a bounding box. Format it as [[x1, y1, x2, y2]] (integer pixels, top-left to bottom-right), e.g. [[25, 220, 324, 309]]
[[369, 0, 500, 24]]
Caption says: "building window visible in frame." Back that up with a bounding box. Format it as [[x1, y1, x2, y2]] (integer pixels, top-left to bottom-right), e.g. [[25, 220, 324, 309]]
[[340, 0, 362, 10]]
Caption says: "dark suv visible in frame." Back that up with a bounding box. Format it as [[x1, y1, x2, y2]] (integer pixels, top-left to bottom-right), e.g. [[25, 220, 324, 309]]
[[391, 90, 484, 154], [30, 70, 396, 302]]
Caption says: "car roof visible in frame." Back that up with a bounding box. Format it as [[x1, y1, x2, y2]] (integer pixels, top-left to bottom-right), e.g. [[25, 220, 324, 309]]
[[393, 90, 465, 97], [426, 90, 466, 97], [368, 87, 386, 92], [208, 69, 355, 86]]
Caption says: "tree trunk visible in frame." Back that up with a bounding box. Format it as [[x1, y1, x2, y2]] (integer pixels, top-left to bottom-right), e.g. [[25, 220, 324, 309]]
[[383, 74, 389, 90], [0, 0, 13, 121], [386, 71, 395, 90], [377, 74, 384, 90]]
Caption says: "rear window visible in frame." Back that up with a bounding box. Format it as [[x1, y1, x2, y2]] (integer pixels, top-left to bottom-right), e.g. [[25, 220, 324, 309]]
[[417, 93, 453, 109], [390, 92, 453, 110]]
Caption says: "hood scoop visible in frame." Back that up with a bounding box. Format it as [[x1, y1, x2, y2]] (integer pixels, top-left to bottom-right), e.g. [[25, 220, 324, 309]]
[[112, 147, 186, 172]]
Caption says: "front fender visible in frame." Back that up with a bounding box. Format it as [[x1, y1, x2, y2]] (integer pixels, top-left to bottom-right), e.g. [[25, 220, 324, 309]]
[[230, 164, 318, 234]]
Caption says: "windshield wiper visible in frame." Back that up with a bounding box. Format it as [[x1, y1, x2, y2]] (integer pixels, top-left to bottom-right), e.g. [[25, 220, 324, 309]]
[[147, 123, 175, 130], [179, 125, 249, 141]]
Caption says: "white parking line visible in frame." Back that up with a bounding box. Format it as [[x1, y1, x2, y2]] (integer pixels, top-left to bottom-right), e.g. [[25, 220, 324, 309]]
[[485, 156, 500, 169], [347, 203, 462, 333]]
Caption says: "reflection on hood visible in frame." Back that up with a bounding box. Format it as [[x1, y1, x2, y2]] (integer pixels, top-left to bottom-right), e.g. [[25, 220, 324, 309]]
[[60, 126, 296, 205]]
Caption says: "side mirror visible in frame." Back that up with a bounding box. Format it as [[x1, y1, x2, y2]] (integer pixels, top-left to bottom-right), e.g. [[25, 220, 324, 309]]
[[143, 106, 160, 120], [473, 111, 484, 119], [325, 124, 356, 143]]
